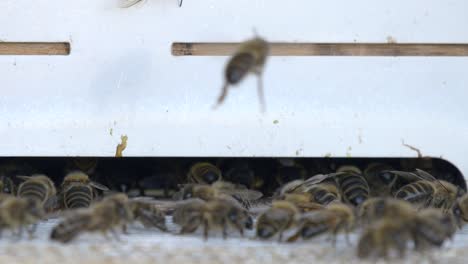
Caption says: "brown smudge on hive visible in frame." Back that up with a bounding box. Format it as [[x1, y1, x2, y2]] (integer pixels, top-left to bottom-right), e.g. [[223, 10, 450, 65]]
[[115, 135, 128, 157]]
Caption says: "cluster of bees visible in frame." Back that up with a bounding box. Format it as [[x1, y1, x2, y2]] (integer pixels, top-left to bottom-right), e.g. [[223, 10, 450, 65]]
[[0, 158, 467, 260]]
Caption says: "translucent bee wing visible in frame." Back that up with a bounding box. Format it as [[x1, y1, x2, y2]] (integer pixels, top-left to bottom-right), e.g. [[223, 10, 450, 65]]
[[89, 181, 110, 191], [386, 170, 422, 182], [16, 175, 32, 181], [414, 169, 438, 181], [293, 173, 343, 191]]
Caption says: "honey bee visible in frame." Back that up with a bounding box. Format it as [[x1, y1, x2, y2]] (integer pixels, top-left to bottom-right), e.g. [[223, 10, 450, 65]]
[[256, 200, 299, 241], [275, 160, 307, 186], [363, 163, 397, 197], [452, 193, 468, 227], [392, 169, 463, 210], [214, 35, 270, 111], [280, 193, 324, 212], [187, 162, 222, 185], [50, 193, 133, 243], [174, 181, 263, 210], [59, 171, 109, 209], [287, 202, 355, 244], [128, 199, 167, 231], [17, 174, 57, 210], [173, 198, 252, 239], [120, 0, 183, 8], [64, 158, 98, 176], [0, 176, 16, 195], [0, 196, 45, 238], [358, 197, 416, 226], [335, 166, 370, 206], [358, 208, 456, 259], [222, 159, 263, 190]]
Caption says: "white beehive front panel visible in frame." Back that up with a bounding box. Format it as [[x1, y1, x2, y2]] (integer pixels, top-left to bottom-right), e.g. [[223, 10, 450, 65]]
[[0, 1, 467, 174]]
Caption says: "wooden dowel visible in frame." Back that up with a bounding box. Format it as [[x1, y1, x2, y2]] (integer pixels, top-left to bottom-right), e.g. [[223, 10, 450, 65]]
[[0, 42, 70, 55], [172, 42, 468, 56]]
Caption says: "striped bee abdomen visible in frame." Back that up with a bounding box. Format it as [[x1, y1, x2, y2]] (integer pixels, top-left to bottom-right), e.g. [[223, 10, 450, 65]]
[[308, 187, 338, 205], [337, 174, 370, 206], [395, 181, 434, 205], [64, 185, 93, 209], [225, 53, 255, 84], [188, 163, 221, 184], [18, 181, 47, 204]]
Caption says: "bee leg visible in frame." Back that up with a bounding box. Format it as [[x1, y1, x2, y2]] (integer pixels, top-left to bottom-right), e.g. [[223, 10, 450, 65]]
[[213, 83, 229, 109], [122, 224, 129, 235], [27, 224, 37, 238], [178, 0, 183, 7], [235, 222, 244, 237], [222, 219, 228, 239], [203, 218, 209, 241], [286, 230, 301, 243], [110, 229, 121, 241], [278, 231, 283, 242], [255, 72, 266, 112]]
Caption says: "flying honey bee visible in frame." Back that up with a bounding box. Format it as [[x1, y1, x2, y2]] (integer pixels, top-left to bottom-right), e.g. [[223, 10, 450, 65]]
[[50, 193, 133, 243], [120, 0, 183, 8], [187, 162, 222, 185], [357, 207, 456, 259], [452, 193, 468, 227], [174, 181, 263, 210], [363, 163, 397, 197], [256, 200, 299, 241], [0, 196, 45, 238], [286, 202, 355, 244], [17, 174, 57, 211], [59, 171, 109, 209], [391, 169, 464, 211], [128, 199, 167, 231], [335, 166, 370, 206], [214, 35, 270, 111], [172, 198, 252, 239]]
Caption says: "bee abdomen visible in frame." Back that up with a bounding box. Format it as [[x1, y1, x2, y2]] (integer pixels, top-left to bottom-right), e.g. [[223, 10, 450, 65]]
[[310, 188, 339, 205], [18, 182, 46, 203], [301, 223, 330, 239], [338, 175, 370, 206], [64, 185, 93, 209], [395, 181, 433, 204], [225, 53, 255, 84], [50, 214, 91, 243]]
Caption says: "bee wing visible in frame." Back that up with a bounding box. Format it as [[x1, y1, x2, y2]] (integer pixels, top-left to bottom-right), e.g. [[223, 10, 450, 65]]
[[89, 181, 110, 191], [16, 175, 32, 181], [293, 173, 342, 191], [386, 170, 422, 182], [222, 189, 263, 201], [414, 169, 438, 181]]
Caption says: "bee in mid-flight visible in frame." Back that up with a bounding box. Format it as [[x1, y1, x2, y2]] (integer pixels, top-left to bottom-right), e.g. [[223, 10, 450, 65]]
[[120, 0, 183, 8], [214, 35, 270, 111]]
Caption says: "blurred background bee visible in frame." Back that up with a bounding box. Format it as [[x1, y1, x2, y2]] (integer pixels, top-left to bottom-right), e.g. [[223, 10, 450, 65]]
[[187, 162, 222, 185], [256, 200, 299, 241], [214, 34, 270, 111], [120, 0, 183, 8], [0, 196, 45, 238]]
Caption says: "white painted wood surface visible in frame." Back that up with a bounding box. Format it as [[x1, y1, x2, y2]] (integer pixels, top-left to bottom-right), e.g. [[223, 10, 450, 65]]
[[0, 0, 467, 175]]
